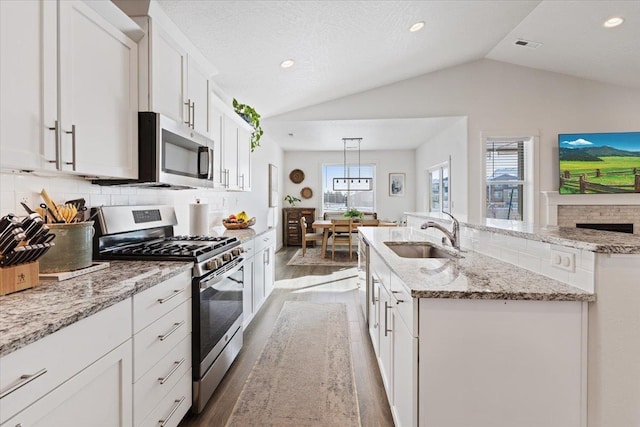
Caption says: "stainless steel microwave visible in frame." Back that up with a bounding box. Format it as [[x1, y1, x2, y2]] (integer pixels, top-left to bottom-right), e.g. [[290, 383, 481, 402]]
[[138, 112, 214, 189], [94, 112, 214, 189]]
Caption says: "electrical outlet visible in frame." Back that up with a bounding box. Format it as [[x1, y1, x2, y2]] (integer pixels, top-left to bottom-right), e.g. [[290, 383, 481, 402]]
[[550, 249, 575, 272]]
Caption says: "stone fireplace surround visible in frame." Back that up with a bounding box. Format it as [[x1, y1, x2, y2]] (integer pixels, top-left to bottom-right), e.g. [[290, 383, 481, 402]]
[[543, 192, 640, 235]]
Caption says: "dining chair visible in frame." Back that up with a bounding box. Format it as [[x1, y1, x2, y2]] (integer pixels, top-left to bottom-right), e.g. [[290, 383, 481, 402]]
[[330, 219, 353, 260], [300, 217, 323, 256]]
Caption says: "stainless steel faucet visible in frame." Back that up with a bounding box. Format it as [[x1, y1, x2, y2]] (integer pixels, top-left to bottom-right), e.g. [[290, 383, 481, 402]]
[[420, 211, 460, 250]]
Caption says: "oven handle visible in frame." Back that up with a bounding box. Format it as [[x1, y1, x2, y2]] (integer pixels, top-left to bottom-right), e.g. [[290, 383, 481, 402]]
[[199, 257, 244, 289]]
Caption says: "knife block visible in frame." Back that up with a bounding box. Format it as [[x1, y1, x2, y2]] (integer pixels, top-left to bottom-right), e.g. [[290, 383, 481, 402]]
[[0, 262, 40, 296]]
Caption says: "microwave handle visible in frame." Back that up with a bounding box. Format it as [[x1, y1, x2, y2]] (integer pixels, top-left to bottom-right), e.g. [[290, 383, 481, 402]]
[[197, 146, 210, 179]]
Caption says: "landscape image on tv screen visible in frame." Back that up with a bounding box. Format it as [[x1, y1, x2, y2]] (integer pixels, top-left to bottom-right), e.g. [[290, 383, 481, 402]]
[[559, 132, 640, 194]]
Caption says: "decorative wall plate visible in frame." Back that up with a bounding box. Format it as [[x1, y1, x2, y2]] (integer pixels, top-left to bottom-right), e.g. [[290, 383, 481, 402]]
[[300, 187, 313, 199], [289, 169, 305, 183]]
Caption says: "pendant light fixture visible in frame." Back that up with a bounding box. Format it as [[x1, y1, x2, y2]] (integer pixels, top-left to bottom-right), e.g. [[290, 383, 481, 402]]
[[332, 138, 373, 191]]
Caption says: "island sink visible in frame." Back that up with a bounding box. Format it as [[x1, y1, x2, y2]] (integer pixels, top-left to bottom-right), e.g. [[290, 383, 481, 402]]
[[384, 242, 460, 259]]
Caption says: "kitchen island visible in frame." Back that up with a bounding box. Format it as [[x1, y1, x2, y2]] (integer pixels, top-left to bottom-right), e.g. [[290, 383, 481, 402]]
[[359, 226, 594, 427], [369, 215, 640, 427]]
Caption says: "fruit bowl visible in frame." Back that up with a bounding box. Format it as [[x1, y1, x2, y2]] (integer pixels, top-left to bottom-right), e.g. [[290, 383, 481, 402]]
[[222, 217, 256, 230]]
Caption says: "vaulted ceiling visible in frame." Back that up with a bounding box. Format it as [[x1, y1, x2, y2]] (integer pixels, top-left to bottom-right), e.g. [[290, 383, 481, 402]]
[[150, 0, 639, 150]]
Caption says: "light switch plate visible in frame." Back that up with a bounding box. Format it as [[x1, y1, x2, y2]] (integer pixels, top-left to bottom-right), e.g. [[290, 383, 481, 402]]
[[550, 249, 575, 273]]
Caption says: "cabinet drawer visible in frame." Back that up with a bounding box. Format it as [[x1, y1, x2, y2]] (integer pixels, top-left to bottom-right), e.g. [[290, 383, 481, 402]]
[[134, 335, 191, 426], [390, 272, 416, 337], [0, 298, 131, 424], [3, 339, 133, 427], [255, 229, 276, 253], [133, 299, 191, 382], [139, 370, 192, 427], [133, 270, 191, 333]]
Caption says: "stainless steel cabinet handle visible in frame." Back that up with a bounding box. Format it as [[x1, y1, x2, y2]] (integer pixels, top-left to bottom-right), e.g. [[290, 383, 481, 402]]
[[158, 321, 185, 341], [64, 125, 76, 170], [157, 289, 182, 304], [190, 101, 195, 128], [384, 301, 392, 336], [239, 173, 245, 190], [0, 368, 47, 399], [46, 121, 60, 168], [184, 99, 191, 126], [159, 396, 185, 427], [158, 358, 185, 385], [391, 290, 405, 304]]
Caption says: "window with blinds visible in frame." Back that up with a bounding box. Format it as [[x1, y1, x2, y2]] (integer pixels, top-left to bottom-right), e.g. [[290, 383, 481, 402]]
[[485, 140, 526, 220]]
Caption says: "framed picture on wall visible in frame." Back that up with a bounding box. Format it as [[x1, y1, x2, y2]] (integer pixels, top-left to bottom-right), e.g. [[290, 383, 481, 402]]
[[389, 173, 405, 197], [269, 164, 278, 207]]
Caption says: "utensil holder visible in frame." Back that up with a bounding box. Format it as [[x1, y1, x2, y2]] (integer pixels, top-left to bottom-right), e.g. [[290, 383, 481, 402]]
[[38, 221, 94, 273]]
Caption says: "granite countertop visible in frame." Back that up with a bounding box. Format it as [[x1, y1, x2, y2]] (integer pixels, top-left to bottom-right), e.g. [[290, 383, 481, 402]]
[[0, 260, 193, 357], [404, 212, 640, 254], [360, 227, 595, 302], [210, 225, 275, 242]]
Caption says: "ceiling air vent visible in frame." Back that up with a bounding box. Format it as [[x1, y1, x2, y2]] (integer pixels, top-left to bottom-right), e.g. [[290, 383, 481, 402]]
[[514, 39, 542, 49]]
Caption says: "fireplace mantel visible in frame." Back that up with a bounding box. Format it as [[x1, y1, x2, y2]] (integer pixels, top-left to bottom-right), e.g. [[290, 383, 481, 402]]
[[542, 191, 640, 234]]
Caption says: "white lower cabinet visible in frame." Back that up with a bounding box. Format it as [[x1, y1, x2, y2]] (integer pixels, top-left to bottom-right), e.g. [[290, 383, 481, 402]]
[[391, 307, 417, 427], [132, 272, 192, 427], [367, 246, 586, 427], [0, 272, 193, 427], [253, 230, 276, 313], [241, 231, 276, 326], [4, 340, 133, 427], [0, 299, 132, 426], [241, 239, 256, 328], [371, 255, 417, 427]]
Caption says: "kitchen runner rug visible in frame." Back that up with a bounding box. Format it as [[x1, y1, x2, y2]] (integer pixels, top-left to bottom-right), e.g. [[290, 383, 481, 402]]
[[226, 301, 361, 427], [287, 247, 358, 267]]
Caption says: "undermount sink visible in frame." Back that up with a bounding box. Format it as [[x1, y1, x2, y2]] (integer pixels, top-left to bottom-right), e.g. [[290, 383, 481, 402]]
[[384, 242, 460, 259]]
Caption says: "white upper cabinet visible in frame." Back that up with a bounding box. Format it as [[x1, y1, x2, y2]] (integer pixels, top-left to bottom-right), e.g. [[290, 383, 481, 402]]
[[139, 13, 213, 137], [1, 0, 58, 172], [58, 1, 138, 178], [0, 0, 139, 179], [151, 26, 187, 125], [237, 125, 252, 191], [209, 99, 225, 187], [187, 56, 211, 136], [223, 114, 239, 189], [211, 94, 252, 191]]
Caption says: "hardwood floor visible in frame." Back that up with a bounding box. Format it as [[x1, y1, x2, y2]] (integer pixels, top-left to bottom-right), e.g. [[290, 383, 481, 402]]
[[179, 247, 394, 427]]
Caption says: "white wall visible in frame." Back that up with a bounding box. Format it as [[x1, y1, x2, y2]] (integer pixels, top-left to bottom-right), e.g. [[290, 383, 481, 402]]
[[0, 135, 285, 247], [283, 149, 415, 222], [416, 117, 467, 215], [273, 59, 640, 223]]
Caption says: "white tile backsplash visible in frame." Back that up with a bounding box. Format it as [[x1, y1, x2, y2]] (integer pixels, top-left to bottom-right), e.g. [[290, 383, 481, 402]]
[[456, 223, 595, 292]]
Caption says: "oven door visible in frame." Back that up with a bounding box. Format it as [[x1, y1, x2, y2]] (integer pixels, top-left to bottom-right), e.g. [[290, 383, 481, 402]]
[[194, 264, 244, 379]]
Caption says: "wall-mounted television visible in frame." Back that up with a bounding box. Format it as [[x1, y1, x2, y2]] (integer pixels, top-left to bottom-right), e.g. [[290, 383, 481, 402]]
[[559, 132, 640, 194]]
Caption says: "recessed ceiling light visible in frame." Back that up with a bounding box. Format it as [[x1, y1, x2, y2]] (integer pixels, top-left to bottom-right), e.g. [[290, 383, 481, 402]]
[[409, 21, 425, 32], [603, 16, 624, 28], [280, 59, 294, 68]]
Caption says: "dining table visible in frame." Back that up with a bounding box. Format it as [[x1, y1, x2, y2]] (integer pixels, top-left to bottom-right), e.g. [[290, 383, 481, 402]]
[[310, 220, 354, 259]]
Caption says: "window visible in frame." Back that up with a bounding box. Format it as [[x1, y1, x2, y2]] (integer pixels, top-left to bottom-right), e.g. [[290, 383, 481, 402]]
[[485, 138, 531, 221], [427, 162, 449, 212], [322, 164, 375, 214]]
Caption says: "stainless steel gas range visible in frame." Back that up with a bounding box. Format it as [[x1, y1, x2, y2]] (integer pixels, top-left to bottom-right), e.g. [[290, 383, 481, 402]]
[[93, 205, 245, 414]]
